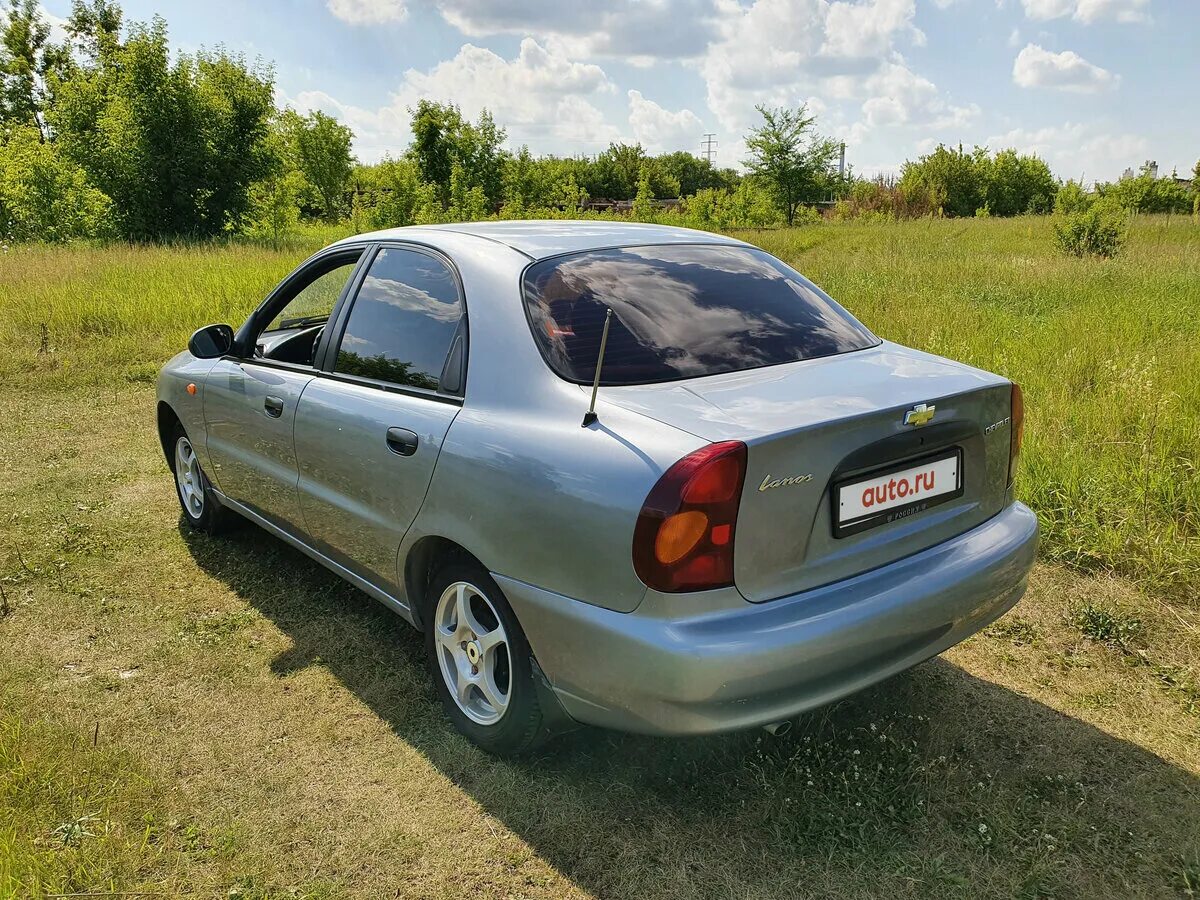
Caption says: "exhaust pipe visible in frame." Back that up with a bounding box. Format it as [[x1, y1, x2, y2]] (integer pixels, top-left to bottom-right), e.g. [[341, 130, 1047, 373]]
[[762, 720, 792, 736]]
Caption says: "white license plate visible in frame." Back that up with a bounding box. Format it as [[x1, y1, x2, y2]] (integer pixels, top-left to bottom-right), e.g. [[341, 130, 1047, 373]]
[[835, 452, 962, 537]]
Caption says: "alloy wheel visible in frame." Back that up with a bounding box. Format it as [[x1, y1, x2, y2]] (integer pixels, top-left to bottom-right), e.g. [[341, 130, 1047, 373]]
[[433, 581, 512, 725], [174, 435, 205, 519]]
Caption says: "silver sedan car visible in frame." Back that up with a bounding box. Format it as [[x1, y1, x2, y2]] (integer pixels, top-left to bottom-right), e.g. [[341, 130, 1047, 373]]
[[157, 221, 1038, 755]]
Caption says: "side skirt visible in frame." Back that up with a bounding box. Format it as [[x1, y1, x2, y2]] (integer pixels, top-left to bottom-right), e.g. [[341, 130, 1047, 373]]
[[213, 490, 416, 626]]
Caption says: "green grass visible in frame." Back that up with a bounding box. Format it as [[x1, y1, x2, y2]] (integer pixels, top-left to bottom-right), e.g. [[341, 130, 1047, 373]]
[[1, 216, 1198, 898]]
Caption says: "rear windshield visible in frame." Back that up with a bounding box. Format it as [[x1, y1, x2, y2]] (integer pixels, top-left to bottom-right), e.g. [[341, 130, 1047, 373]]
[[522, 244, 879, 386]]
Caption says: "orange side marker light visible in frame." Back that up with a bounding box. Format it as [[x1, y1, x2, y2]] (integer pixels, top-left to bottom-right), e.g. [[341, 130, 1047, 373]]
[[186, 383, 197, 395]]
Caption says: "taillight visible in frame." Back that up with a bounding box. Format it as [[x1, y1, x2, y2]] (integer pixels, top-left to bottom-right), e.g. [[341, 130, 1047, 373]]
[[633, 441, 747, 592], [1009, 382, 1024, 486]]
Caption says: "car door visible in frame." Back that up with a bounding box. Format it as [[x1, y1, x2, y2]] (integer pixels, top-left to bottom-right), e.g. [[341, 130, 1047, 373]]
[[292, 244, 467, 595], [202, 248, 367, 534]]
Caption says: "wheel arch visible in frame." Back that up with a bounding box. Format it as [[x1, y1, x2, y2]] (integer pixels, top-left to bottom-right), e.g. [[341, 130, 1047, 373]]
[[157, 401, 182, 469], [403, 535, 485, 631]]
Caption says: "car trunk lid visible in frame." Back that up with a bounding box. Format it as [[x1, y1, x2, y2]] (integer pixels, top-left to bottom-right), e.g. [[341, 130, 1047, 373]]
[[603, 342, 1014, 602]]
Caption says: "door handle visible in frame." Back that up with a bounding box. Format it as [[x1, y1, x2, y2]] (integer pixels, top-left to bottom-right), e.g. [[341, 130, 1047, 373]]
[[264, 395, 284, 418], [386, 427, 419, 457]]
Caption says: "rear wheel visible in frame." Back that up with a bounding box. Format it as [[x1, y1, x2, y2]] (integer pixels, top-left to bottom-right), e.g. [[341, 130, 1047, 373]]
[[424, 561, 550, 756], [170, 423, 232, 534]]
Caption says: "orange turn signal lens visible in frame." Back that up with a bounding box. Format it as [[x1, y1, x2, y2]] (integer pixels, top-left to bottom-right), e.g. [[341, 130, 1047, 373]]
[[186, 383, 197, 395], [654, 510, 709, 565]]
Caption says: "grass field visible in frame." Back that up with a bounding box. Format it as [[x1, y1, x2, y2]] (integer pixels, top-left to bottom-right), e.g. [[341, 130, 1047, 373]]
[[1, 216, 1198, 899]]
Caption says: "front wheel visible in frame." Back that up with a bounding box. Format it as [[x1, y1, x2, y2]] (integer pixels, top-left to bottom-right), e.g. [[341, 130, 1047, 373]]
[[424, 561, 551, 756], [170, 424, 233, 535]]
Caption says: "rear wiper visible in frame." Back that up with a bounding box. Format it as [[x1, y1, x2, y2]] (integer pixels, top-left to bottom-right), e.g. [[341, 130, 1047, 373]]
[[278, 314, 329, 329]]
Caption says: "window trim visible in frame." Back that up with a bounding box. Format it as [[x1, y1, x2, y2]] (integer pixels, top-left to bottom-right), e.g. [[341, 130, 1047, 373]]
[[318, 240, 470, 402], [234, 243, 373, 363], [518, 241, 882, 388]]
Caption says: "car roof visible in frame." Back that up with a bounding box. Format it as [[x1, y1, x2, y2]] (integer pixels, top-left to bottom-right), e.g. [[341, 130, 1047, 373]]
[[336, 220, 750, 261]]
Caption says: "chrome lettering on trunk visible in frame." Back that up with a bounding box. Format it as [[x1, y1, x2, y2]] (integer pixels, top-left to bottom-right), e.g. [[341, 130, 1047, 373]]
[[758, 473, 814, 492]]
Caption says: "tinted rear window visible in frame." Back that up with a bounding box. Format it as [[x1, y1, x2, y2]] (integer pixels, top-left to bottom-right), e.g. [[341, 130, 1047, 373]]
[[522, 244, 879, 385]]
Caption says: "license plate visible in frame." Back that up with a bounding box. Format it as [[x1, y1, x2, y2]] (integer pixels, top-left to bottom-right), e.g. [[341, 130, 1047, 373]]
[[834, 451, 963, 538]]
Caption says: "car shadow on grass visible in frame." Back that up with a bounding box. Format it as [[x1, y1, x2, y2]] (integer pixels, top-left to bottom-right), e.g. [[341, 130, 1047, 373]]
[[181, 522, 1200, 900]]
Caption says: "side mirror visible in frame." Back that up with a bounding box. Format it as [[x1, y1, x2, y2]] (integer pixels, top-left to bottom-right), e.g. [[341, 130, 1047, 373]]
[[188, 323, 235, 359]]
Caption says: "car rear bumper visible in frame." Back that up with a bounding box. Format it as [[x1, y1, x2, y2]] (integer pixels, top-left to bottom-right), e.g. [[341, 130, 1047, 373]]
[[495, 501, 1038, 736]]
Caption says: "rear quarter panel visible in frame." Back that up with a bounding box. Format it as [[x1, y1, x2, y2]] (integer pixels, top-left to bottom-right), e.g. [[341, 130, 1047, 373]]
[[411, 397, 702, 613]]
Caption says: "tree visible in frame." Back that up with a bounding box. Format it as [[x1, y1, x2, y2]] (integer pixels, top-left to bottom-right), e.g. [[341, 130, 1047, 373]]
[[656, 150, 737, 197], [899, 144, 988, 218], [65, 0, 121, 60], [1097, 162, 1192, 214], [350, 157, 437, 230], [984, 149, 1056, 216], [502, 145, 543, 213], [631, 163, 655, 222], [279, 109, 353, 222], [247, 128, 304, 242], [446, 160, 487, 221], [48, 11, 277, 239], [1193, 159, 1199, 218], [409, 100, 508, 210], [0, 0, 69, 140], [743, 104, 838, 226]]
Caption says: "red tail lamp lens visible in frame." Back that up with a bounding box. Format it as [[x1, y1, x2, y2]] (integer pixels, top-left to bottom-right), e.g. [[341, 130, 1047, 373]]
[[1009, 382, 1024, 486], [633, 441, 747, 593]]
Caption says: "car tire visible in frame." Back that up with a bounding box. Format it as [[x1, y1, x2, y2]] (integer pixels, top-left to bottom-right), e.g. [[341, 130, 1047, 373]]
[[424, 560, 551, 756], [169, 423, 233, 535]]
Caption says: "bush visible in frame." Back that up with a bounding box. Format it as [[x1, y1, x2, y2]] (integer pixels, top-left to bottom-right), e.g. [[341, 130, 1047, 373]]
[[0, 128, 113, 242], [1053, 200, 1127, 258], [1095, 164, 1193, 214], [1054, 180, 1092, 215], [832, 177, 941, 221], [349, 158, 438, 230]]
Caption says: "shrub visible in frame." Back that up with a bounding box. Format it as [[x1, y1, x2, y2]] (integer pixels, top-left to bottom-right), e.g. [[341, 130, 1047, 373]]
[[1098, 166, 1193, 214], [1054, 180, 1092, 215], [1053, 200, 1127, 259], [0, 127, 113, 242], [349, 158, 438, 230], [831, 177, 939, 221]]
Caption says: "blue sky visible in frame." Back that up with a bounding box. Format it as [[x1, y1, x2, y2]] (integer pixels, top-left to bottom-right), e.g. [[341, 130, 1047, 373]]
[[42, 0, 1199, 183]]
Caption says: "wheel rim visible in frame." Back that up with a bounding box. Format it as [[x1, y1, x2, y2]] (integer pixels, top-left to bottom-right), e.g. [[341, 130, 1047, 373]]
[[174, 436, 205, 519], [433, 581, 512, 726]]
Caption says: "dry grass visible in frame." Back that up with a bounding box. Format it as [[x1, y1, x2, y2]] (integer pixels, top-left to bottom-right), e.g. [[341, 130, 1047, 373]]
[[2, 217, 1198, 899]]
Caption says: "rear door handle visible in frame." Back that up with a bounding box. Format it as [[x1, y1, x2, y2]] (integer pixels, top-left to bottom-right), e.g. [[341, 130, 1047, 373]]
[[386, 427, 419, 457], [264, 395, 284, 418]]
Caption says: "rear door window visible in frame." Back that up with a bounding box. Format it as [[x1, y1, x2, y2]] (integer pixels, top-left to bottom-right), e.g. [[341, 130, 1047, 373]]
[[523, 244, 879, 385], [334, 247, 464, 392]]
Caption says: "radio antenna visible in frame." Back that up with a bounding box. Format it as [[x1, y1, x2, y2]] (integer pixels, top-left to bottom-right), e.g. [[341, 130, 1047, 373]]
[[582, 308, 613, 427]]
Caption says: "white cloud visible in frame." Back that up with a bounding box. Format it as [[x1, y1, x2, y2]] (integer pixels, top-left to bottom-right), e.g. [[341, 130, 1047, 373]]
[[326, 0, 407, 25], [860, 62, 978, 129], [1012, 43, 1117, 92], [698, 0, 929, 135], [289, 38, 618, 160], [433, 0, 720, 61], [1020, 0, 1149, 23], [822, 0, 925, 57], [627, 91, 705, 153], [987, 122, 1149, 183]]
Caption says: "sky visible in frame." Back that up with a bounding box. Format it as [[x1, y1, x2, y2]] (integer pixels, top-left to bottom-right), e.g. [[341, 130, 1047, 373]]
[[40, 0, 1200, 184]]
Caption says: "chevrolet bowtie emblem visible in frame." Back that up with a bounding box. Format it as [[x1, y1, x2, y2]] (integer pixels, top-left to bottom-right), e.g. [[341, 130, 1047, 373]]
[[903, 403, 936, 427]]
